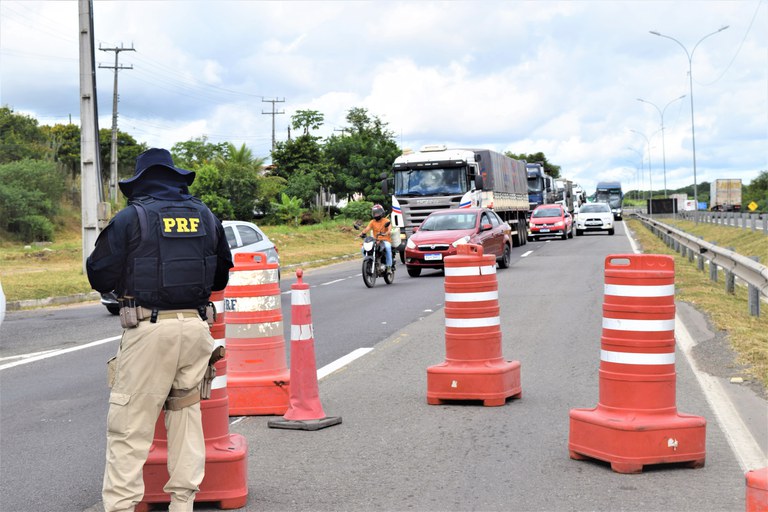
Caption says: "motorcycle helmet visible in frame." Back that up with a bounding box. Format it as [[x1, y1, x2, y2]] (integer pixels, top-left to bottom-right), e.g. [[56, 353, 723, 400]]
[[372, 204, 385, 220]]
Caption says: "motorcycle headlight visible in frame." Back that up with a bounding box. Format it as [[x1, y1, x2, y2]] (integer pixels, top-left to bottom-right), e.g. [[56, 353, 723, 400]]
[[452, 235, 471, 247], [362, 240, 374, 251], [406, 238, 415, 249]]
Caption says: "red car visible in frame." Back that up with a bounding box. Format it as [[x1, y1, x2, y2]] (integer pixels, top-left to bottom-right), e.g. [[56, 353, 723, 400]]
[[529, 204, 573, 240], [404, 208, 512, 277]]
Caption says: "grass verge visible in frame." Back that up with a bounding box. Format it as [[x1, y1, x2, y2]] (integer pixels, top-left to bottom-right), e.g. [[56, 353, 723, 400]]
[[627, 218, 768, 389], [0, 219, 364, 304]]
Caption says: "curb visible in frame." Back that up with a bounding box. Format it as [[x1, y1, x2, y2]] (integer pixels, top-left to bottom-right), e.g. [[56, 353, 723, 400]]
[[7, 291, 101, 311]]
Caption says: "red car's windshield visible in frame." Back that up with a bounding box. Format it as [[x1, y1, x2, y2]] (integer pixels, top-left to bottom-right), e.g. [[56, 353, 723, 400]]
[[420, 213, 478, 231], [532, 208, 562, 219]]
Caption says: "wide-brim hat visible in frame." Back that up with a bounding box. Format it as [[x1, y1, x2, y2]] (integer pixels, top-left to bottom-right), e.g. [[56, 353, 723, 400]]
[[118, 148, 195, 196]]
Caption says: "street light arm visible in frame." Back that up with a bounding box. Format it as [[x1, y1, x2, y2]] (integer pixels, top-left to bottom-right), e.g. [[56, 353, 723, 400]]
[[691, 26, 730, 59], [650, 30, 691, 61]]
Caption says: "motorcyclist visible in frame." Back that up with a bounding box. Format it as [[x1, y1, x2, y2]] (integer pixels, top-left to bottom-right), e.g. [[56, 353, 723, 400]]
[[359, 204, 393, 270]]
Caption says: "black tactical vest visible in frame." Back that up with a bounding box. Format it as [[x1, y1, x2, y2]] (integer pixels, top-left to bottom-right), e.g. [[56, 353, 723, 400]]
[[123, 196, 218, 309]]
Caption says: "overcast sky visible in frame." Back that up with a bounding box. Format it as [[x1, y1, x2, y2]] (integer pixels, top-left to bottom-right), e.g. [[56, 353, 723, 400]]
[[1, 0, 766, 196]]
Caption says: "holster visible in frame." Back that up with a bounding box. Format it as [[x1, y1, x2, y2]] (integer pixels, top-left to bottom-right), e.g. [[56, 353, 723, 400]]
[[199, 346, 226, 400]]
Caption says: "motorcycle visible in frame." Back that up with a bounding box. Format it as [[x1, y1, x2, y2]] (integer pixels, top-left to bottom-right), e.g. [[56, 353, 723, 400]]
[[358, 222, 395, 288]]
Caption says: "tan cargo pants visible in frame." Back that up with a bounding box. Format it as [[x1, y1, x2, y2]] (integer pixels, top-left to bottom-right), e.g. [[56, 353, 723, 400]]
[[102, 311, 213, 512]]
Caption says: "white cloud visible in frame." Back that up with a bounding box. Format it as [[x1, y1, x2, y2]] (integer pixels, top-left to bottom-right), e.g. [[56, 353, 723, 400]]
[[0, 0, 765, 197]]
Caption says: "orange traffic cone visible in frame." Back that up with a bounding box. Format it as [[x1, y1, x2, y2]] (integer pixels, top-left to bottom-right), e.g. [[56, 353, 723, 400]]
[[427, 243, 522, 406], [569, 254, 706, 473], [268, 269, 342, 431], [225, 252, 290, 415], [139, 290, 248, 510], [746, 467, 768, 512]]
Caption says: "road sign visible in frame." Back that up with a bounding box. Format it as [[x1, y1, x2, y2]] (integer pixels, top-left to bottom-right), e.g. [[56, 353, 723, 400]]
[[748, 201, 758, 211]]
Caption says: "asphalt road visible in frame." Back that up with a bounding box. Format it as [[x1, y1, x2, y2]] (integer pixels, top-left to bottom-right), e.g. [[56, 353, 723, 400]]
[[0, 222, 765, 511]]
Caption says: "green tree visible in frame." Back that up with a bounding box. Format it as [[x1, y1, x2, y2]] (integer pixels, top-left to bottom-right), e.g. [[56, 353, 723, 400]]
[[270, 110, 331, 208], [41, 123, 81, 180], [98, 129, 147, 183], [0, 106, 48, 163], [505, 151, 561, 179], [323, 107, 400, 207], [291, 110, 324, 136], [0, 159, 65, 241], [171, 136, 229, 169], [744, 171, 768, 211], [189, 163, 234, 220], [214, 142, 265, 220]]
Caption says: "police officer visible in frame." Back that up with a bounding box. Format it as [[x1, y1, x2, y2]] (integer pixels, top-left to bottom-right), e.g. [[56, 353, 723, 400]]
[[87, 148, 233, 512]]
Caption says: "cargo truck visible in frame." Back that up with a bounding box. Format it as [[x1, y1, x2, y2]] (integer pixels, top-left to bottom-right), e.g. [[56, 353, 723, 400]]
[[526, 162, 555, 213], [554, 178, 575, 215], [595, 181, 624, 219], [390, 145, 529, 260], [709, 179, 742, 211]]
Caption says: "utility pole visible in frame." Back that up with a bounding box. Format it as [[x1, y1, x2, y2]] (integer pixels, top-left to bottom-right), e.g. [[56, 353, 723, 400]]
[[334, 127, 348, 137], [262, 98, 285, 152], [78, 0, 108, 273], [99, 44, 135, 203]]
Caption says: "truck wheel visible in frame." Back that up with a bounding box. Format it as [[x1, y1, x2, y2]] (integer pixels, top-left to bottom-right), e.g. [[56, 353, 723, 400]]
[[407, 266, 421, 278]]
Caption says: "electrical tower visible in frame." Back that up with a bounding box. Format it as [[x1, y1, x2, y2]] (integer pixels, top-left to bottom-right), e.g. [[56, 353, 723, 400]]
[[99, 44, 135, 203], [262, 98, 285, 152]]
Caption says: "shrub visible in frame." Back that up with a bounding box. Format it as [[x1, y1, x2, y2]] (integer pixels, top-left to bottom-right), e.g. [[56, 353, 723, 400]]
[[14, 215, 55, 242], [0, 159, 64, 239], [339, 200, 373, 221]]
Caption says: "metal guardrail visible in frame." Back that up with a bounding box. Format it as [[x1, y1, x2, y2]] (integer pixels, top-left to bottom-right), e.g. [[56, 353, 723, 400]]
[[634, 213, 767, 317], [677, 210, 768, 235]]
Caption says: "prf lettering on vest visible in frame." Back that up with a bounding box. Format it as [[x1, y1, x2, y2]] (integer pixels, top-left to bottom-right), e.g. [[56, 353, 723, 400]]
[[163, 217, 200, 233]]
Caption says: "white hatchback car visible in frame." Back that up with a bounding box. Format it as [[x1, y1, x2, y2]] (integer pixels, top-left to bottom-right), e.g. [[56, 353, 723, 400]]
[[574, 202, 614, 236], [222, 220, 280, 266]]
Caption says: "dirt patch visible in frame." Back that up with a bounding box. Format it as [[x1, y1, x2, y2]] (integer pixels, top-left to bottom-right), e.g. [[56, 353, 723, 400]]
[[680, 300, 766, 399]]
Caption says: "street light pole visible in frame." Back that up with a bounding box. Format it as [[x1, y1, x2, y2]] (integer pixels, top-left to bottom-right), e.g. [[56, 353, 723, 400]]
[[637, 95, 686, 198], [630, 130, 653, 216], [650, 26, 729, 218], [626, 146, 645, 211]]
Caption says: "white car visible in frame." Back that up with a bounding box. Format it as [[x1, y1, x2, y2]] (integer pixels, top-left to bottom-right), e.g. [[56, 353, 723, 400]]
[[574, 202, 614, 236], [222, 220, 280, 267]]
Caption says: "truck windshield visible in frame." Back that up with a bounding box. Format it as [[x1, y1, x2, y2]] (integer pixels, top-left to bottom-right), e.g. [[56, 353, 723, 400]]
[[394, 168, 467, 196], [527, 175, 544, 194], [596, 190, 622, 208]]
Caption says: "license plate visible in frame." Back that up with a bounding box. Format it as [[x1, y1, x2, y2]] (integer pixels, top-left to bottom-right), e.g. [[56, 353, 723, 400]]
[[586, 221, 601, 226], [539, 228, 550, 233], [425, 253, 442, 261]]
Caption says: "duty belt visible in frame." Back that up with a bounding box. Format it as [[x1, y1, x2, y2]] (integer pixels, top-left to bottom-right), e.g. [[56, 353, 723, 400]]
[[137, 307, 200, 321]]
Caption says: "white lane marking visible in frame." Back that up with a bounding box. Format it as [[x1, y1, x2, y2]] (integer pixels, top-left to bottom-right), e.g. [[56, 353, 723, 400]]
[[626, 215, 766, 471], [521, 250, 533, 258], [317, 347, 373, 380], [0, 336, 121, 371], [321, 278, 345, 286], [676, 313, 766, 472], [0, 348, 58, 362]]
